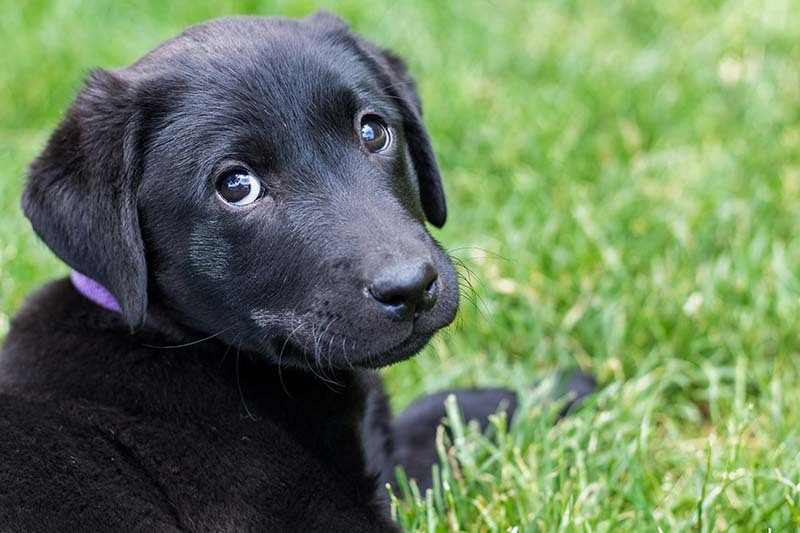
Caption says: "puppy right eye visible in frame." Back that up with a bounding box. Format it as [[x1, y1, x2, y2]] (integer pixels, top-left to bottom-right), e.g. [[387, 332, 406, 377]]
[[216, 170, 264, 206]]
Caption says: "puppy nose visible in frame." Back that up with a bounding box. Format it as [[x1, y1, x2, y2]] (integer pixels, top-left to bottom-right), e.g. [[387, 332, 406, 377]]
[[368, 261, 439, 321]]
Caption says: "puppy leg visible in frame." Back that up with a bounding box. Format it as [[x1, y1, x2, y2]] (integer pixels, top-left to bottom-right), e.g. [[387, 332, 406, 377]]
[[390, 371, 596, 491]]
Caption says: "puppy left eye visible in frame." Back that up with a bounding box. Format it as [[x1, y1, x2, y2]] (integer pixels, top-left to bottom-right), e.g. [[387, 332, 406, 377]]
[[216, 170, 264, 206], [360, 116, 390, 153]]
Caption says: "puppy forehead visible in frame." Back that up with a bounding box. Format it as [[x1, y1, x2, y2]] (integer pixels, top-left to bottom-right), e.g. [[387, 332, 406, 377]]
[[141, 16, 379, 99], [139, 17, 396, 149]]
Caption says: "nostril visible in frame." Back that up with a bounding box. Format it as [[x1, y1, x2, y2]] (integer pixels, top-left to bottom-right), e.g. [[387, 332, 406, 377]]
[[370, 291, 406, 309], [421, 277, 439, 311], [425, 278, 436, 295]]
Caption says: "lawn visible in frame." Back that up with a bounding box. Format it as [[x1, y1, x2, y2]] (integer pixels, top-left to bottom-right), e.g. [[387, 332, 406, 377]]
[[2, 0, 800, 530]]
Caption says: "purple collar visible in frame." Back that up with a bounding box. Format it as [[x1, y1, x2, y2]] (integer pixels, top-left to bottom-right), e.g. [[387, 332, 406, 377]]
[[70, 271, 121, 313]]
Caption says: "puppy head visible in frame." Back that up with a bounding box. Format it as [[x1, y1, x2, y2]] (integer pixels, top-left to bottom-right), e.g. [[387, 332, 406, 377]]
[[23, 13, 458, 369]]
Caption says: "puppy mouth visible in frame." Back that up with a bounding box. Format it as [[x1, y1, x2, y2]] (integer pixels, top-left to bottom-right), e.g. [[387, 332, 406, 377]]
[[268, 323, 435, 370], [251, 259, 459, 371], [353, 332, 435, 368]]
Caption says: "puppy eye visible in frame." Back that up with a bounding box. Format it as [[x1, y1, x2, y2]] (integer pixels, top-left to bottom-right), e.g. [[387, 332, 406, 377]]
[[360, 116, 390, 153], [216, 170, 264, 206]]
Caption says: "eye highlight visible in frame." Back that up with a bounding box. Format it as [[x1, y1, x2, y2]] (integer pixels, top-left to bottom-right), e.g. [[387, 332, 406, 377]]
[[216, 170, 264, 206], [360, 115, 390, 153]]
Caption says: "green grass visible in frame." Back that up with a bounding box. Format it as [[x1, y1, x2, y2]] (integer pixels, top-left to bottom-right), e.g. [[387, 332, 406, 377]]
[[2, 0, 800, 530]]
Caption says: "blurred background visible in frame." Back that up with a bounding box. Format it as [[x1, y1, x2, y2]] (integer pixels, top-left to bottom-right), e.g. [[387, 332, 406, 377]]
[[2, 1, 799, 530]]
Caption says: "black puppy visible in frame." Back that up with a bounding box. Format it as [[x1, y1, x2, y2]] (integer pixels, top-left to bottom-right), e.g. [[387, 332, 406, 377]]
[[0, 13, 592, 532]]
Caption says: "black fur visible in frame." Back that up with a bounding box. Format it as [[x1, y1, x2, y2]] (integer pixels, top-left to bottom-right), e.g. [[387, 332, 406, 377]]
[[1, 13, 593, 531]]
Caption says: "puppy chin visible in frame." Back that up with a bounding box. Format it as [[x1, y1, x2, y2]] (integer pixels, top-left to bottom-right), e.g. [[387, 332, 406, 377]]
[[352, 306, 460, 369], [351, 331, 436, 369], [259, 323, 435, 371], [245, 281, 460, 371]]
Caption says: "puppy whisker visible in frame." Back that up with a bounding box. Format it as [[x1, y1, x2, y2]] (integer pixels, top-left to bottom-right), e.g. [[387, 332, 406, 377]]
[[341, 337, 354, 370], [141, 326, 233, 349], [448, 253, 490, 320], [235, 339, 257, 422], [304, 322, 340, 389], [446, 245, 509, 263], [218, 332, 240, 369], [276, 322, 308, 398], [326, 331, 338, 381], [316, 319, 343, 390]]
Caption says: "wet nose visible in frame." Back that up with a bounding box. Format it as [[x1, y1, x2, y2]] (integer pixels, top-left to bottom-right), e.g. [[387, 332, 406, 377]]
[[368, 260, 439, 321]]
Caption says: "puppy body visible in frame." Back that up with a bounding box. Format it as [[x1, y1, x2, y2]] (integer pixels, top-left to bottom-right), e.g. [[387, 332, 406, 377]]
[[1, 280, 398, 531], [2, 13, 451, 531]]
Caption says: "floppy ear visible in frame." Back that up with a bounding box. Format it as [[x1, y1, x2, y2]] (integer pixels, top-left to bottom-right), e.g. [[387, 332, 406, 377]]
[[376, 49, 447, 228], [306, 12, 446, 226], [22, 69, 147, 328]]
